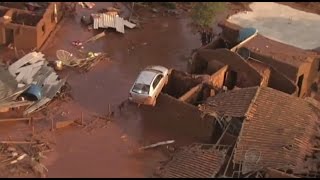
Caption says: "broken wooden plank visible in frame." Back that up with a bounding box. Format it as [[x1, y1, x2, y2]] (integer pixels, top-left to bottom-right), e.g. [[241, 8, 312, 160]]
[[24, 97, 51, 115], [139, 140, 175, 150], [0, 141, 36, 144], [84, 31, 106, 44], [55, 120, 76, 129], [0, 100, 34, 109], [91, 113, 110, 121], [0, 116, 43, 123], [83, 2, 95, 9]]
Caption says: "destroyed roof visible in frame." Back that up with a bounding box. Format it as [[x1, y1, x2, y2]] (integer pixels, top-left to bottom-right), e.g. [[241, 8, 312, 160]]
[[200, 87, 258, 117], [202, 86, 320, 173], [0, 67, 18, 100], [156, 144, 228, 178], [242, 34, 318, 68]]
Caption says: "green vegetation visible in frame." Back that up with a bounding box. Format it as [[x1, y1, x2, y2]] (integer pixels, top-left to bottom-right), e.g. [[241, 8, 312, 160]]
[[190, 2, 226, 31], [160, 2, 177, 9]]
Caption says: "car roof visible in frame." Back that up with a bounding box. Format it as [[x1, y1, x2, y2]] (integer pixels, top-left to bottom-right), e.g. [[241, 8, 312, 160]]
[[135, 69, 161, 85], [145, 65, 168, 74]]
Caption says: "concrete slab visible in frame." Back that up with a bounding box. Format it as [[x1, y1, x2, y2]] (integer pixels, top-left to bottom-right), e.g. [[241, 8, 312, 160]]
[[227, 2, 320, 50]]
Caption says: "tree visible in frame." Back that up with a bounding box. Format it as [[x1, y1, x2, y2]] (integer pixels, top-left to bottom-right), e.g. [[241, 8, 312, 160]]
[[190, 2, 226, 32], [189, 2, 226, 46]]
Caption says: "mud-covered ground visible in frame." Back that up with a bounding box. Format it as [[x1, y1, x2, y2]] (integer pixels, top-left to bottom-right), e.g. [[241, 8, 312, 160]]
[[1, 2, 314, 178]]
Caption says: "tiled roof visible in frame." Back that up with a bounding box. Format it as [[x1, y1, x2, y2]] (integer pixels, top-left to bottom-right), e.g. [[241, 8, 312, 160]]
[[200, 87, 258, 117], [235, 87, 317, 172], [156, 144, 228, 178], [201, 87, 320, 173]]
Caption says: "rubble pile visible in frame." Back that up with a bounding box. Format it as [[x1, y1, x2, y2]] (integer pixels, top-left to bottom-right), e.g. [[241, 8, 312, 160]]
[[0, 52, 66, 115], [0, 133, 54, 178]]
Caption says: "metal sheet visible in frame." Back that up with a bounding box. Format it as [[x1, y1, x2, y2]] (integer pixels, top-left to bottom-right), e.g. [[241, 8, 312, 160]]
[[115, 17, 124, 34], [92, 13, 136, 33]]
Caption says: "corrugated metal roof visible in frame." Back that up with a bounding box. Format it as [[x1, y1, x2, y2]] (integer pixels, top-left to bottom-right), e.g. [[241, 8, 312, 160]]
[[92, 13, 136, 33], [0, 67, 18, 101]]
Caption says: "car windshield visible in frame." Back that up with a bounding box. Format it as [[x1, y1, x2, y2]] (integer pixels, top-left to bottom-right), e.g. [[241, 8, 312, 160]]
[[132, 83, 150, 94]]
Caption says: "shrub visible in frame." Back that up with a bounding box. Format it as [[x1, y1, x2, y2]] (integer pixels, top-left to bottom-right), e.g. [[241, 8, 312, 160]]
[[190, 2, 226, 31]]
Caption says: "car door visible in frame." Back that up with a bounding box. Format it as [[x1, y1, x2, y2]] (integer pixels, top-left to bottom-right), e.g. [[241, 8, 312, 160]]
[[150, 74, 164, 98]]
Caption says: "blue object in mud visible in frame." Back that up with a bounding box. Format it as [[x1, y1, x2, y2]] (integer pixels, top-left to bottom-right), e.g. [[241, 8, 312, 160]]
[[25, 84, 42, 101], [237, 27, 257, 43]]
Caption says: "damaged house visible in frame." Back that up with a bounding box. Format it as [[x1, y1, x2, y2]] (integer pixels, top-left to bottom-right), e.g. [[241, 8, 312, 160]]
[[198, 86, 320, 178], [216, 21, 320, 97], [188, 48, 297, 95], [239, 35, 320, 97], [0, 2, 63, 50]]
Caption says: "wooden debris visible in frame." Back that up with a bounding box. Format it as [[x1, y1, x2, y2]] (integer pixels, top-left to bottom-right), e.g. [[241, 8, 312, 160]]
[[31, 160, 47, 178], [0, 117, 44, 123], [55, 120, 76, 129], [0, 141, 36, 144], [83, 31, 106, 44], [139, 140, 175, 150], [51, 118, 54, 131], [83, 2, 95, 9], [81, 112, 84, 125]]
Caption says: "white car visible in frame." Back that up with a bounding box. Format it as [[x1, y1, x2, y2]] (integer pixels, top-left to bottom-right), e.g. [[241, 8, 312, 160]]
[[129, 65, 170, 106]]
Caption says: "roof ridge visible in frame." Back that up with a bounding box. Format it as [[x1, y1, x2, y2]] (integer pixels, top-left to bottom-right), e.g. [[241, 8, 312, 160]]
[[244, 86, 261, 118]]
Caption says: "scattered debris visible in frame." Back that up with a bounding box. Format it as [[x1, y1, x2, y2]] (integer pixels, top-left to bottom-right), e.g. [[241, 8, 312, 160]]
[[83, 2, 95, 9], [55, 120, 76, 129], [139, 140, 175, 150], [152, 8, 159, 13], [72, 40, 83, 47], [80, 15, 93, 26], [0, 117, 43, 123], [92, 13, 136, 34], [0, 133, 54, 177], [0, 52, 66, 115], [83, 31, 106, 45], [56, 50, 110, 73], [78, 2, 85, 8]]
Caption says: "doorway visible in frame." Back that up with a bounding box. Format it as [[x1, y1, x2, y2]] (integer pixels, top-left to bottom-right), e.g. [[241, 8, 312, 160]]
[[297, 74, 304, 97], [224, 70, 238, 90], [5, 28, 14, 45]]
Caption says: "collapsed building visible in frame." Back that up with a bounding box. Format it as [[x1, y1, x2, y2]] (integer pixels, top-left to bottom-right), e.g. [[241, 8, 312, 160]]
[[214, 21, 320, 97], [194, 86, 320, 178], [156, 87, 320, 178], [188, 48, 297, 95], [0, 2, 63, 50]]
